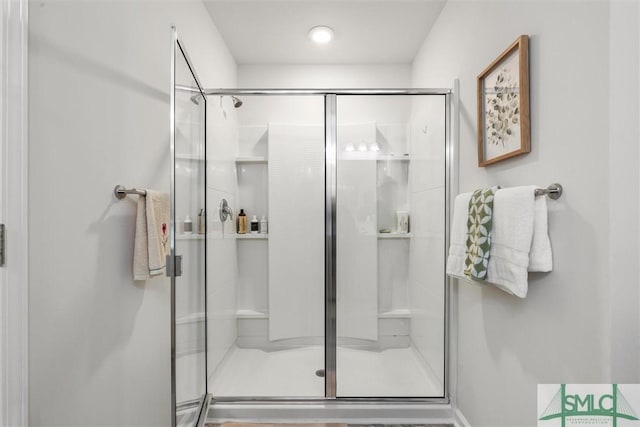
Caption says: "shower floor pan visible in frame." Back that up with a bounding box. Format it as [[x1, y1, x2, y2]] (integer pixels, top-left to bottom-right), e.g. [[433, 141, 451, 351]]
[[209, 344, 441, 397], [206, 345, 450, 424]]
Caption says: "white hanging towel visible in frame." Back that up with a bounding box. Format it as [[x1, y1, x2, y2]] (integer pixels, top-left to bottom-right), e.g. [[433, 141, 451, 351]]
[[133, 190, 170, 280], [446, 186, 553, 298], [528, 194, 553, 272], [446, 191, 471, 278]]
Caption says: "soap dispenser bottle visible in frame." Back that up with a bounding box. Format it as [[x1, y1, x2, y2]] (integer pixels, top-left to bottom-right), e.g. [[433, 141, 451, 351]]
[[237, 209, 247, 234], [250, 215, 259, 234]]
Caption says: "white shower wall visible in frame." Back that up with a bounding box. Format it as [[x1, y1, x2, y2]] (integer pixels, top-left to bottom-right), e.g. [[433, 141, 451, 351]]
[[408, 96, 447, 388], [337, 122, 379, 341], [236, 66, 413, 343], [206, 97, 240, 378], [233, 65, 447, 374], [268, 123, 325, 341]]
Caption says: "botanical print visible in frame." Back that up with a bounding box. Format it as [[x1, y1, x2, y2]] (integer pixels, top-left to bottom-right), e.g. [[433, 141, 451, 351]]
[[477, 35, 529, 166], [482, 49, 522, 163], [485, 67, 519, 148]]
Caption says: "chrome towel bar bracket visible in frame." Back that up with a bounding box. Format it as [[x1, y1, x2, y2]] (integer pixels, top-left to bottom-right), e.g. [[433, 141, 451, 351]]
[[534, 183, 563, 200], [114, 185, 147, 199]]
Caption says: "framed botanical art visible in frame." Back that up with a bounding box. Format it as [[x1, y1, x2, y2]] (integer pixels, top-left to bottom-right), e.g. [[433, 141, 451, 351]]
[[477, 35, 530, 167]]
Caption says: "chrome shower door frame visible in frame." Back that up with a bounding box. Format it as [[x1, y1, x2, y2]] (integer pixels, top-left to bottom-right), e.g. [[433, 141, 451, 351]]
[[170, 28, 210, 427], [201, 88, 453, 407]]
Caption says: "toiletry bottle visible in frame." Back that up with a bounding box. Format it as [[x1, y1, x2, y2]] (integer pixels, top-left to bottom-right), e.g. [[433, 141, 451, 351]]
[[259, 216, 268, 234], [396, 211, 409, 234], [250, 215, 259, 234], [183, 215, 193, 235], [238, 209, 247, 234], [198, 209, 205, 234]]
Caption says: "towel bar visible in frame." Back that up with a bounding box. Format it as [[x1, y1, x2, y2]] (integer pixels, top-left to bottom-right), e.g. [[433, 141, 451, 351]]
[[115, 183, 562, 200], [114, 185, 147, 199], [534, 183, 563, 200]]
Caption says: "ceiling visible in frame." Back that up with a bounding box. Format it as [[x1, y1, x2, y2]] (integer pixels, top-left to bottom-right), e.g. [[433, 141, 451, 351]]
[[202, 0, 447, 65]]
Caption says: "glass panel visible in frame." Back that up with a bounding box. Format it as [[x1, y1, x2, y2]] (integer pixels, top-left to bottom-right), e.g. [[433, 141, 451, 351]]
[[335, 94, 446, 398], [173, 37, 207, 426], [206, 95, 326, 398]]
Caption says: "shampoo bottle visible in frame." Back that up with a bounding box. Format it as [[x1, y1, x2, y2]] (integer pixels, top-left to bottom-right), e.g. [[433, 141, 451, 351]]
[[198, 209, 205, 234], [237, 209, 247, 234], [259, 216, 268, 234]]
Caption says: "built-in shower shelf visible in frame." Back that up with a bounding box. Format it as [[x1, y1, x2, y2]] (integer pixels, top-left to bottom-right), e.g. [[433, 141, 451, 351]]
[[377, 232, 412, 239], [175, 153, 204, 161], [377, 154, 411, 161], [378, 309, 412, 319], [176, 312, 206, 324], [235, 156, 268, 164], [176, 234, 206, 240], [236, 233, 268, 240], [236, 309, 268, 319]]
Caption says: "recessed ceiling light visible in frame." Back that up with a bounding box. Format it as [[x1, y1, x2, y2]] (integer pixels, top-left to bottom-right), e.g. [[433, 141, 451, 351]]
[[309, 26, 334, 44]]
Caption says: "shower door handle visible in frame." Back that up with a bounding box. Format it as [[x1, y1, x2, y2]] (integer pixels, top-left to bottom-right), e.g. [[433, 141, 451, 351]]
[[0, 224, 5, 266], [166, 254, 182, 277]]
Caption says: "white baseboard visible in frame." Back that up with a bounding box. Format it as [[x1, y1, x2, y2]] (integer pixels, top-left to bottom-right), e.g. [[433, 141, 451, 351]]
[[454, 407, 472, 427]]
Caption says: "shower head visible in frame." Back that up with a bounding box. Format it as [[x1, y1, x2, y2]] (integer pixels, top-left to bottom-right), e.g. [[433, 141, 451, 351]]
[[231, 96, 243, 108], [219, 95, 243, 109]]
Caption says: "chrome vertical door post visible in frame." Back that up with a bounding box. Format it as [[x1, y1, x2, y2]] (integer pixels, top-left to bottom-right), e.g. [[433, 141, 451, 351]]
[[324, 94, 337, 399], [169, 26, 177, 427]]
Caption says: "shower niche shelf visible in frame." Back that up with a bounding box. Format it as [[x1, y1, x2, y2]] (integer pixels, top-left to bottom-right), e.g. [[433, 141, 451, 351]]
[[235, 129, 270, 325], [376, 154, 411, 162], [378, 309, 412, 319], [236, 309, 268, 319], [236, 234, 268, 240], [175, 153, 204, 161], [235, 156, 267, 164], [176, 234, 206, 240], [377, 232, 412, 239]]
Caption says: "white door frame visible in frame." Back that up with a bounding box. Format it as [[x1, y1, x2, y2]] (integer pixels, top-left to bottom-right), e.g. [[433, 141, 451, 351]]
[[1, 0, 29, 425]]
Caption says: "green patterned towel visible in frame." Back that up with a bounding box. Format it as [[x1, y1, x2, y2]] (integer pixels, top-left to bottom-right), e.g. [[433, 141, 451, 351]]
[[464, 186, 499, 281]]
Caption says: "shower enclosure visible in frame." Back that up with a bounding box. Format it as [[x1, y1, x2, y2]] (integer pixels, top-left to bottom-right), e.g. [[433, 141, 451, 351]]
[[171, 29, 452, 427]]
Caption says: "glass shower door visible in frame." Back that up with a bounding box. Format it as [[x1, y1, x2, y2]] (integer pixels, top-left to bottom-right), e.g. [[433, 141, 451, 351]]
[[171, 30, 207, 427], [206, 94, 327, 399], [335, 94, 447, 398]]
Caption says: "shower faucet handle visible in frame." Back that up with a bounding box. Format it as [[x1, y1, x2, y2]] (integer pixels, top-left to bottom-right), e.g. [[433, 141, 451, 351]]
[[219, 198, 233, 223]]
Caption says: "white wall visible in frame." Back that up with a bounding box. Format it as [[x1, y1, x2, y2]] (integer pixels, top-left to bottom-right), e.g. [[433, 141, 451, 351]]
[[608, 0, 640, 384], [239, 64, 411, 90], [28, 1, 236, 425], [412, 1, 640, 425]]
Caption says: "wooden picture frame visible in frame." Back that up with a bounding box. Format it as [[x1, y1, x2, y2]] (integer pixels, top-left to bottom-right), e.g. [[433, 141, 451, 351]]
[[477, 35, 530, 167]]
